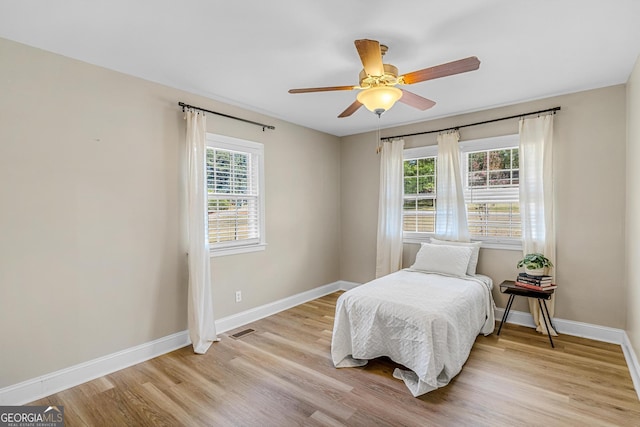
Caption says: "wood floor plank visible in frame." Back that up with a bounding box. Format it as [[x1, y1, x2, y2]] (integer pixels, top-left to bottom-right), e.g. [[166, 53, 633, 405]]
[[29, 291, 640, 426]]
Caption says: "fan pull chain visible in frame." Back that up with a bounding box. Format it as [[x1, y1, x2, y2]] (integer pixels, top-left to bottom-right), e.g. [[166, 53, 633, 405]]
[[376, 113, 382, 154]]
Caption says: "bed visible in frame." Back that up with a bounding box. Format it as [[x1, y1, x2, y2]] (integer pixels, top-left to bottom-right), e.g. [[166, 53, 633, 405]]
[[331, 241, 495, 397]]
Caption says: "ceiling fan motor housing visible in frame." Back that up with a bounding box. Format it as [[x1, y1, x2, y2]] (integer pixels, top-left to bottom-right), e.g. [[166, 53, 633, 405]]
[[359, 64, 399, 88]]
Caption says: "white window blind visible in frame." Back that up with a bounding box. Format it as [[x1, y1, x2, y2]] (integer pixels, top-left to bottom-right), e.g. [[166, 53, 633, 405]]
[[206, 134, 265, 256], [403, 145, 438, 236], [460, 135, 521, 242]]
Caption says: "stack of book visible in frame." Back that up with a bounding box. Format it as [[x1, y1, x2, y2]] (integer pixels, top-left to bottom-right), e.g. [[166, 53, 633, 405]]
[[515, 273, 557, 291]]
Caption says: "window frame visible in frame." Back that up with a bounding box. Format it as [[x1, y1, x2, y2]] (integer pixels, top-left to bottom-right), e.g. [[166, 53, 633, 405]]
[[402, 135, 522, 251], [206, 133, 266, 257]]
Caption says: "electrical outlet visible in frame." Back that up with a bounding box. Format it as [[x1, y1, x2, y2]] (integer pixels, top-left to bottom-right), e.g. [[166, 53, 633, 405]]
[[235, 290, 242, 303]]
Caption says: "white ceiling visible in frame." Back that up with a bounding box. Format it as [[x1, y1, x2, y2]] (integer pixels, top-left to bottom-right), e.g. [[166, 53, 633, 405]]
[[1, 0, 639, 137]]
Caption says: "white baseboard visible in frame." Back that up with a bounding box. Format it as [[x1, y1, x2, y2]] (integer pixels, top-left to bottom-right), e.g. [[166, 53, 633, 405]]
[[496, 307, 639, 399], [4, 282, 636, 405], [0, 330, 190, 406], [495, 307, 537, 329], [0, 280, 350, 406], [495, 307, 625, 344], [215, 280, 347, 333], [622, 333, 640, 400], [338, 280, 361, 291]]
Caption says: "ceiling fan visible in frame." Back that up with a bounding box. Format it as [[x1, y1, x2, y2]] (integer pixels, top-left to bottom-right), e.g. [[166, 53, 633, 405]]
[[288, 39, 480, 118]]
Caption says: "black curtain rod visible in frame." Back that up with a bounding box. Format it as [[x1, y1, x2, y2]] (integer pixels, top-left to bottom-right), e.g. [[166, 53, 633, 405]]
[[178, 102, 276, 131], [381, 106, 561, 141]]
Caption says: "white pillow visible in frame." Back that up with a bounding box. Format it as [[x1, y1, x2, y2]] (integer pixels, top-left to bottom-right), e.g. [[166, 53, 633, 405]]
[[430, 238, 481, 276], [410, 242, 474, 277]]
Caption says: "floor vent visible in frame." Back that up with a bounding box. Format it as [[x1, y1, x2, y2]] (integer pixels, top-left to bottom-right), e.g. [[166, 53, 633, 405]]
[[230, 328, 255, 339]]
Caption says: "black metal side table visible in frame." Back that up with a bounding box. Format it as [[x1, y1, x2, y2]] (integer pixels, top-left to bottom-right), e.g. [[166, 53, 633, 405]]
[[497, 280, 557, 348]]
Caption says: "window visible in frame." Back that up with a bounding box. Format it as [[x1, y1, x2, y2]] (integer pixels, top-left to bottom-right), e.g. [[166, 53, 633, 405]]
[[461, 135, 521, 242], [403, 135, 521, 249], [206, 134, 265, 256], [403, 145, 438, 234]]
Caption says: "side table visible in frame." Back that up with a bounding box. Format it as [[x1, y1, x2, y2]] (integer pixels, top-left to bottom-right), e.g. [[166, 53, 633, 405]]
[[497, 280, 557, 348]]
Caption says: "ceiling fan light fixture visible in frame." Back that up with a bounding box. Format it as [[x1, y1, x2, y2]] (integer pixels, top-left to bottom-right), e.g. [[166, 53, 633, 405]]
[[356, 86, 403, 114]]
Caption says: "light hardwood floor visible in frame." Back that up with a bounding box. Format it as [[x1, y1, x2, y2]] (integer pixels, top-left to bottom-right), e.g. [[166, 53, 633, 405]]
[[32, 292, 640, 426]]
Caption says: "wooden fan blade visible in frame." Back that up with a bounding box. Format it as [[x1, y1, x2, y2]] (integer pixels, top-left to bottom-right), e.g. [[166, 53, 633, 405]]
[[398, 89, 436, 111], [354, 39, 384, 77], [400, 56, 480, 85], [338, 100, 363, 118], [289, 85, 356, 94]]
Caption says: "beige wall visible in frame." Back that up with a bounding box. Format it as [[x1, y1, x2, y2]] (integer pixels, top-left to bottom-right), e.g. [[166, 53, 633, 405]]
[[0, 38, 341, 388], [341, 86, 627, 324], [627, 56, 640, 358], [210, 117, 341, 318], [0, 34, 632, 391]]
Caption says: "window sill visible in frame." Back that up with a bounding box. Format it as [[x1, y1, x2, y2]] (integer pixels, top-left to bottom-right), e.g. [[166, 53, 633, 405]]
[[210, 243, 267, 258], [403, 235, 522, 251]]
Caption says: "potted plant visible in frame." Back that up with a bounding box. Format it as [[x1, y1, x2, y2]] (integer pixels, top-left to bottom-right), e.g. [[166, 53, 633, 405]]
[[517, 253, 553, 276]]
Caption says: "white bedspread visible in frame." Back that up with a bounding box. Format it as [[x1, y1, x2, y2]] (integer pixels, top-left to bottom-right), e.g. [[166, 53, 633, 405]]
[[331, 269, 495, 397]]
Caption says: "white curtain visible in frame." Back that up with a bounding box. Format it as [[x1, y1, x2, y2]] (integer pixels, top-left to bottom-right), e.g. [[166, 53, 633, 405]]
[[519, 114, 557, 336], [375, 139, 405, 278], [435, 130, 470, 241], [185, 110, 217, 353]]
